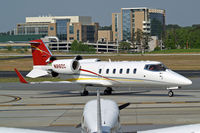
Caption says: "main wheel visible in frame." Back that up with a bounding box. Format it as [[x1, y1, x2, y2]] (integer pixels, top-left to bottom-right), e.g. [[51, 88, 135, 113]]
[[104, 90, 109, 95], [81, 90, 89, 96], [104, 87, 112, 95], [168, 90, 174, 97]]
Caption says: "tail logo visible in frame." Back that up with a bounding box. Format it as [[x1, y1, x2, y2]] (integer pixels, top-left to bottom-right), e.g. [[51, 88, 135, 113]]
[[31, 45, 51, 56]]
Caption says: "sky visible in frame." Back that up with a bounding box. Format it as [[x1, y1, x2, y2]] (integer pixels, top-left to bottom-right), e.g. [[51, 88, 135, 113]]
[[0, 0, 200, 32]]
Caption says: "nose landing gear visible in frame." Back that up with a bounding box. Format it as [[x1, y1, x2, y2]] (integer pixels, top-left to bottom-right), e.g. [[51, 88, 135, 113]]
[[168, 90, 174, 97], [167, 86, 180, 97]]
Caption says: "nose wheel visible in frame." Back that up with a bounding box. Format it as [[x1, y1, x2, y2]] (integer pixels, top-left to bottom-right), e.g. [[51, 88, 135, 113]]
[[168, 90, 174, 97]]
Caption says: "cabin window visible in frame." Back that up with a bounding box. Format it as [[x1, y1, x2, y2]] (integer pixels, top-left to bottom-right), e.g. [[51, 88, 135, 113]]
[[119, 69, 123, 74], [133, 68, 137, 74], [99, 69, 102, 74], [113, 69, 116, 74], [106, 69, 109, 74], [144, 64, 167, 71], [126, 68, 130, 74]]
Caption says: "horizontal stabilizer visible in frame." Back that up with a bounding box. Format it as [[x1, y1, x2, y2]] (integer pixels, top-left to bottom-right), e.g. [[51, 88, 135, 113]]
[[30, 81, 72, 84], [26, 69, 49, 78], [15, 68, 73, 84]]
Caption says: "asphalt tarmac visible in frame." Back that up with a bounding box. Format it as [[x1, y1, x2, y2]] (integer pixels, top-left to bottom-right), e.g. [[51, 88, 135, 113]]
[[0, 77, 200, 132]]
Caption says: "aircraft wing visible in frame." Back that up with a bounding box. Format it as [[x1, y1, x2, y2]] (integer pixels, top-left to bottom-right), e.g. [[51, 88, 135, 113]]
[[0, 127, 58, 133], [26, 69, 49, 78], [138, 124, 200, 133], [14, 68, 72, 84]]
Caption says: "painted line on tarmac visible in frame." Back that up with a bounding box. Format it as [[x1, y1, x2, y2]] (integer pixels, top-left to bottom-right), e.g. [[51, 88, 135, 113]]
[[50, 123, 153, 127], [0, 95, 21, 104], [0, 100, 200, 107]]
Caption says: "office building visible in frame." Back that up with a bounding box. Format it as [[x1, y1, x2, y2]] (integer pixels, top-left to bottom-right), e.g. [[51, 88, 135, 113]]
[[112, 7, 165, 41], [66, 22, 99, 43], [16, 16, 98, 42], [112, 13, 121, 42], [98, 30, 113, 42]]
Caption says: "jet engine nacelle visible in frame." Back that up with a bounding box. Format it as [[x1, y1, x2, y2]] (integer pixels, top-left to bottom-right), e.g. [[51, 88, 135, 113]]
[[52, 59, 80, 74]]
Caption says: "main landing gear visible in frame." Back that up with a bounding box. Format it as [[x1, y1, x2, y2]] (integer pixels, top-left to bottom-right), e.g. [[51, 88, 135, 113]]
[[81, 87, 113, 96], [81, 88, 89, 96], [168, 90, 174, 97], [104, 87, 113, 95]]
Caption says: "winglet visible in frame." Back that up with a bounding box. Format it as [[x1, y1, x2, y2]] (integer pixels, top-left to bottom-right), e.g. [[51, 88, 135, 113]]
[[14, 68, 28, 84]]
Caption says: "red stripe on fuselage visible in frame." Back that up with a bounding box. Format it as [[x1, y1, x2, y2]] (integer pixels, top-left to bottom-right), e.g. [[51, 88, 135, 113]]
[[80, 69, 116, 82]]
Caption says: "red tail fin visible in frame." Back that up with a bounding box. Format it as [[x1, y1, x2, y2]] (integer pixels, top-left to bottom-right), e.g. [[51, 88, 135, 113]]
[[29, 39, 52, 65]]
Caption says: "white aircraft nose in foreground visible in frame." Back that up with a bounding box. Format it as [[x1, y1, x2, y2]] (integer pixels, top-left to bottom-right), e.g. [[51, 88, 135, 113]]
[[79, 89, 129, 133], [15, 39, 192, 97], [78, 89, 200, 133]]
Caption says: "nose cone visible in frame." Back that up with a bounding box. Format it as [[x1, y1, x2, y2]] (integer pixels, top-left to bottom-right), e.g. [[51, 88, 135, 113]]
[[180, 77, 192, 85], [167, 70, 192, 86]]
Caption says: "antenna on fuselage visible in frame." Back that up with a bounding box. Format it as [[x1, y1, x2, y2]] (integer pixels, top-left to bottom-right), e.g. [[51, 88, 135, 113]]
[[97, 88, 102, 133]]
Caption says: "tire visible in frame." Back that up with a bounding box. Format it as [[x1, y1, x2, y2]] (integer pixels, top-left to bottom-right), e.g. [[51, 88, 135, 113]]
[[104, 89, 112, 95], [81, 90, 89, 96], [104, 90, 109, 95], [168, 91, 174, 97]]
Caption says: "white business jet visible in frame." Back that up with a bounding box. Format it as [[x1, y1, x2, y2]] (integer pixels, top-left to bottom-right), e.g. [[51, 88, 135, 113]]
[[15, 39, 192, 97]]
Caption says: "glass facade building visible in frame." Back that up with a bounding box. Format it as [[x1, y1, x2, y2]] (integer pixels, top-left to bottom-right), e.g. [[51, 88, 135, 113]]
[[16, 16, 94, 41], [150, 13, 165, 38], [122, 9, 132, 41], [69, 25, 74, 34], [112, 13, 121, 42], [17, 23, 48, 35], [121, 8, 165, 41], [114, 15, 118, 32], [56, 19, 70, 40], [82, 25, 96, 42]]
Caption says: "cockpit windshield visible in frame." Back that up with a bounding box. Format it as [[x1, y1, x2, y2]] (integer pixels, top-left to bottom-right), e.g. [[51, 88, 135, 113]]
[[144, 64, 168, 71]]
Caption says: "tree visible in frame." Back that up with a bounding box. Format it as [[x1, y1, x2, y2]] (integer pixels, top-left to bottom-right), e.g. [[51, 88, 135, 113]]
[[165, 24, 181, 30], [141, 33, 152, 53], [23, 46, 28, 52], [6, 45, 13, 51], [99, 25, 112, 30], [134, 29, 152, 53], [70, 40, 95, 53], [163, 25, 200, 49], [164, 30, 177, 49], [119, 41, 131, 53], [135, 29, 143, 46]]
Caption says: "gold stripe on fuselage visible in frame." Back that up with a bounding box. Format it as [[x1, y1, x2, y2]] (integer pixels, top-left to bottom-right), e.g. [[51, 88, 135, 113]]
[[66, 78, 144, 82]]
